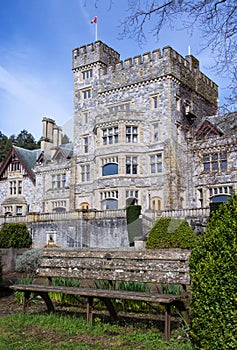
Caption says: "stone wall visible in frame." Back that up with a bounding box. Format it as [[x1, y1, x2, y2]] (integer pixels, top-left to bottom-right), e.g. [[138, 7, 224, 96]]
[[30, 217, 129, 249], [0, 248, 28, 273]]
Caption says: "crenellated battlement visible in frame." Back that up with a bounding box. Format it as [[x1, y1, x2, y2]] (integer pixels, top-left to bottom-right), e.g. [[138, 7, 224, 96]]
[[97, 45, 218, 104], [99, 45, 216, 88], [72, 40, 218, 107], [72, 40, 120, 70]]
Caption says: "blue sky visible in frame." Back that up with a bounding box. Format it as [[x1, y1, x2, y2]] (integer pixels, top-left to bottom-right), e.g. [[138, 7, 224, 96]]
[[0, 0, 232, 140]]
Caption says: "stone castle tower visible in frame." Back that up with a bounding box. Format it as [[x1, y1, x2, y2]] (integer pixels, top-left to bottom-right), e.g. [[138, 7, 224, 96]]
[[70, 41, 218, 212]]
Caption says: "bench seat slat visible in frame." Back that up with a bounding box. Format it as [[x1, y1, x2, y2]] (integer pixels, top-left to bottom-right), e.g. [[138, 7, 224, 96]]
[[38, 268, 190, 284], [10, 284, 184, 304]]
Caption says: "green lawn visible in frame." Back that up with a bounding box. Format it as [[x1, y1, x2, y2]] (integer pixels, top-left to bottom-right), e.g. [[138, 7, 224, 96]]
[[0, 313, 193, 350]]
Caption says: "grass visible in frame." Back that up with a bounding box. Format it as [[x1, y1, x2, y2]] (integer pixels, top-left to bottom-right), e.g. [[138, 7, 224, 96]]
[[0, 312, 193, 350]]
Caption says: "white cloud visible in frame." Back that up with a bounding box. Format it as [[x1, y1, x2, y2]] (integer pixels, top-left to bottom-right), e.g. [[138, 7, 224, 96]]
[[0, 64, 72, 139]]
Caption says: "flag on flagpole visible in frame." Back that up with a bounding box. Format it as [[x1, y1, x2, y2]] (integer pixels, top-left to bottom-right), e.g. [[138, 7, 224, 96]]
[[90, 17, 98, 41], [91, 16, 97, 24]]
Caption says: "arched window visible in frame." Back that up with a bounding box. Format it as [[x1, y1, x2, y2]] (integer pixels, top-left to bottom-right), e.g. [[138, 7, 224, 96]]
[[79, 202, 90, 210], [102, 199, 118, 210], [210, 195, 229, 203], [53, 207, 66, 213], [102, 163, 118, 176], [151, 197, 162, 211]]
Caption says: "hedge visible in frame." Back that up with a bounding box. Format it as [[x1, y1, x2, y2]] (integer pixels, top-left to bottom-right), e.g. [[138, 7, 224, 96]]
[[0, 223, 32, 248], [190, 194, 237, 349], [146, 217, 196, 249]]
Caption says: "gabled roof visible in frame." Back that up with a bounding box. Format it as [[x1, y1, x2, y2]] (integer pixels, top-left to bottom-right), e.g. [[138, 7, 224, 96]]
[[195, 112, 237, 140], [52, 143, 73, 161], [195, 120, 222, 140], [0, 146, 41, 183]]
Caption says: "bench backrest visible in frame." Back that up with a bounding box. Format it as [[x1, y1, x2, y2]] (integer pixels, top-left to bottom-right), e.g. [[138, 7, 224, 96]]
[[39, 249, 191, 286]]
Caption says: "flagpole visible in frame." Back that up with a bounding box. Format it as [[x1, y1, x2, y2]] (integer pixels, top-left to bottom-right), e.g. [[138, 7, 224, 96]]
[[91, 16, 98, 41]]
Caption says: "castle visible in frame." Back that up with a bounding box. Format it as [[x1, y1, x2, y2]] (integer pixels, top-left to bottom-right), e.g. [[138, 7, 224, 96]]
[[0, 41, 236, 248]]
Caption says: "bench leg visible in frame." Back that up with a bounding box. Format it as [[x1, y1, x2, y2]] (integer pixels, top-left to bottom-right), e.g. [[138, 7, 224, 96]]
[[101, 297, 117, 321], [87, 297, 94, 324], [173, 300, 190, 326], [38, 292, 55, 313], [23, 291, 55, 313], [164, 304, 171, 342]]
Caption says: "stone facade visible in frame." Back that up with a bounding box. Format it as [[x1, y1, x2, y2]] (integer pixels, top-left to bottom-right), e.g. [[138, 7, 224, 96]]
[[71, 41, 218, 213], [0, 40, 237, 248]]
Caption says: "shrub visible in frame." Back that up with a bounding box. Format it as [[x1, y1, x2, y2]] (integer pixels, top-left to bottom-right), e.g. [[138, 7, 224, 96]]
[[190, 194, 237, 349], [16, 249, 42, 274], [146, 218, 196, 249], [0, 223, 32, 248]]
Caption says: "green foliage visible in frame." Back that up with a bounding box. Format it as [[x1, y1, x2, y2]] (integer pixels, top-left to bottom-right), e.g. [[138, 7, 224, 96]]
[[16, 249, 42, 274], [0, 313, 193, 349], [0, 130, 39, 163], [14, 129, 40, 150], [126, 205, 142, 244], [49, 277, 81, 305], [14, 274, 35, 304], [94, 279, 151, 312], [126, 205, 142, 224], [146, 218, 196, 249], [0, 131, 13, 163], [0, 223, 32, 248], [162, 284, 182, 295], [190, 194, 237, 349], [118, 281, 151, 312]]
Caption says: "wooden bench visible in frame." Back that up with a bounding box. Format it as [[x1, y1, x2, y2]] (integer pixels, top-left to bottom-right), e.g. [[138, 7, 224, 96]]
[[10, 248, 191, 341]]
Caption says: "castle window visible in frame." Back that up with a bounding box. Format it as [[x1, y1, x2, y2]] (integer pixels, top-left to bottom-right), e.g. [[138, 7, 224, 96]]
[[151, 197, 162, 211], [102, 126, 119, 145], [150, 154, 162, 173], [16, 206, 23, 215], [209, 185, 233, 198], [52, 173, 66, 189], [126, 126, 138, 143], [153, 123, 159, 142], [82, 69, 92, 79], [9, 180, 22, 195], [81, 164, 90, 182], [4, 206, 13, 216], [203, 152, 227, 172], [82, 111, 89, 124], [126, 156, 138, 174], [18, 180, 22, 194], [10, 161, 21, 172], [108, 102, 130, 113], [102, 163, 118, 176], [83, 136, 89, 153], [101, 190, 118, 210], [52, 201, 66, 212], [82, 88, 92, 99], [126, 190, 138, 205], [150, 94, 159, 109]]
